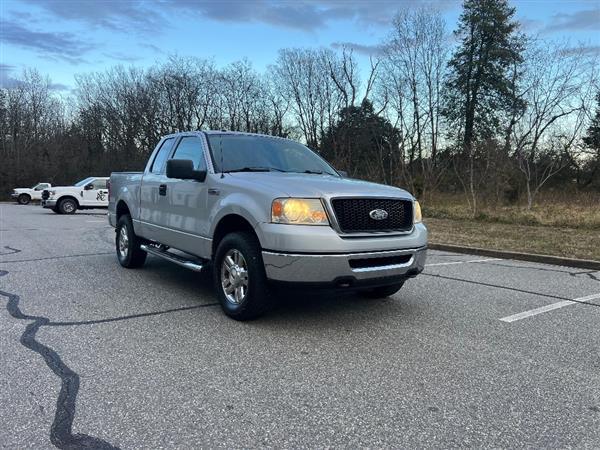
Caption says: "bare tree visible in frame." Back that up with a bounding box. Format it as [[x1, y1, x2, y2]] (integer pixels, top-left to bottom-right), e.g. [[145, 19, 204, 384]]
[[512, 41, 594, 208]]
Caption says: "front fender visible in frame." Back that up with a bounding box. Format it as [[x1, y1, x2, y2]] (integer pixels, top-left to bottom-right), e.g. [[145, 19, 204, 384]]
[[209, 192, 268, 242]]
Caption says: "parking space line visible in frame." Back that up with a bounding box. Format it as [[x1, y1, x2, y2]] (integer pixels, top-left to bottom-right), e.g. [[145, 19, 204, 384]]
[[500, 293, 600, 323], [426, 258, 501, 267]]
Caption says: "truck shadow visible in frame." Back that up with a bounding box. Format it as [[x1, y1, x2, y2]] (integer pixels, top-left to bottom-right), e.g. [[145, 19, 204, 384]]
[[140, 257, 416, 324]]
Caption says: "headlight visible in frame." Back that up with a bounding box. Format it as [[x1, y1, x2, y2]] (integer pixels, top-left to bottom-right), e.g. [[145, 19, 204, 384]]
[[271, 198, 329, 225], [413, 200, 422, 223]]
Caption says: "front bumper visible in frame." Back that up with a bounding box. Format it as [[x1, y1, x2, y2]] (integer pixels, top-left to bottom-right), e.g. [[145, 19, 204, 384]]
[[41, 199, 57, 208], [10, 193, 18, 198], [262, 246, 427, 285]]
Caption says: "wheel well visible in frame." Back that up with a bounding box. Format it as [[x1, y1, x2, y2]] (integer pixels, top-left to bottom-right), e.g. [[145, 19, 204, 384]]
[[116, 200, 131, 221], [212, 214, 258, 257], [58, 195, 79, 207]]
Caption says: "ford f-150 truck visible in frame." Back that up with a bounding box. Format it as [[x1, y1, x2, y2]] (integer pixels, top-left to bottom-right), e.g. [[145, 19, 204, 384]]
[[42, 177, 109, 214], [109, 131, 427, 320]]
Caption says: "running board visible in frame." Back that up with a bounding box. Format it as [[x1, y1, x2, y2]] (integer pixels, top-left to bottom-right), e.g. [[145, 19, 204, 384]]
[[140, 244, 205, 272]]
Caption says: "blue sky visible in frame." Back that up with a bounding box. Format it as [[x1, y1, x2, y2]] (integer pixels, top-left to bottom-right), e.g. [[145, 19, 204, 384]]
[[1, 0, 598, 91]]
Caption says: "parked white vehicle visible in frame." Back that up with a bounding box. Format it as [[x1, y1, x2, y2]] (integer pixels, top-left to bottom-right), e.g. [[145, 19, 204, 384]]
[[11, 183, 52, 205], [41, 177, 109, 214]]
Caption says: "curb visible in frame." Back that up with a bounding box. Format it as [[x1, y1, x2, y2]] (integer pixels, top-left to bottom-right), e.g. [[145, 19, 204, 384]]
[[429, 243, 600, 271]]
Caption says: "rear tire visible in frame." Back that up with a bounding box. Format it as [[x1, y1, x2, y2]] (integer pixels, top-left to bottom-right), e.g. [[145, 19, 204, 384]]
[[18, 194, 31, 205], [213, 232, 270, 320], [359, 283, 404, 299], [116, 215, 147, 268], [58, 198, 77, 214]]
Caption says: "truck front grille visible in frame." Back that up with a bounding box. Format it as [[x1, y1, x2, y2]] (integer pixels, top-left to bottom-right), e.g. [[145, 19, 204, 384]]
[[42, 190, 50, 200], [331, 198, 413, 233]]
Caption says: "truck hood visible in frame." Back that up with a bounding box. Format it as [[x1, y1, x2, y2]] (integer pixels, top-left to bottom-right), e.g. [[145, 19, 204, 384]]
[[48, 186, 77, 191], [227, 172, 414, 199], [13, 188, 32, 193]]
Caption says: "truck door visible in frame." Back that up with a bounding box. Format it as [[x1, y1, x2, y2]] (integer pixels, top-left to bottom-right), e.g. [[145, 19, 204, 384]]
[[81, 178, 109, 207], [139, 137, 176, 243], [161, 135, 210, 257]]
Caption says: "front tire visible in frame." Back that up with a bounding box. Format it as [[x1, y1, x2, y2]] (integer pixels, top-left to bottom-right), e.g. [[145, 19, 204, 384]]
[[18, 194, 31, 205], [58, 198, 77, 214], [116, 215, 147, 268], [359, 283, 404, 299], [213, 232, 270, 320]]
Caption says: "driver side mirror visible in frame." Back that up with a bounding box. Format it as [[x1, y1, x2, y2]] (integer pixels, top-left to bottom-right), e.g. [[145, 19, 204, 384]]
[[85, 184, 94, 190], [166, 159, 207, 182]]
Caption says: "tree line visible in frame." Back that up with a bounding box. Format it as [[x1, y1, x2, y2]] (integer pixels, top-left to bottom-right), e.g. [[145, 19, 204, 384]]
[[1, 0, 599, 213]]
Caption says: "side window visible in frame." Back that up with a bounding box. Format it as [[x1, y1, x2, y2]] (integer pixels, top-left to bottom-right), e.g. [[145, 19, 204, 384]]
[[93, 179, 107, 190], [150, 138, 175, 174], [171, 136, 206, 170]]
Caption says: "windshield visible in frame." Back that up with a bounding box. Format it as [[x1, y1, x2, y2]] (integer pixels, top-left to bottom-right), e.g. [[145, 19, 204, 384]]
[[207, 134, 339, 176], [74, 177, 94, 187]]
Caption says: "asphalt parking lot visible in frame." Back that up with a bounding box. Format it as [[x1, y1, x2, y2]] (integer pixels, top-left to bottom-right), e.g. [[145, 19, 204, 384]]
[[1, 203, 599, 449]]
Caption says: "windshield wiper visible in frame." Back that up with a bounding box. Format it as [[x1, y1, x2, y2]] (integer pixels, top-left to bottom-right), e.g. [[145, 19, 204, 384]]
[[225, 166, 285, 173], [301, 169, 335, 175]]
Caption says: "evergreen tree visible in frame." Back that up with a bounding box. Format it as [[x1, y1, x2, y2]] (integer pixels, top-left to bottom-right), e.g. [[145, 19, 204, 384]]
[[320, 100, 400, 183], [444, 0, 525, 153]]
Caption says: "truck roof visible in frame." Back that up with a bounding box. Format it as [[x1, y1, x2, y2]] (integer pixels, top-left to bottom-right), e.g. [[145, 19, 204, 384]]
[[161, 130, 291, 142]]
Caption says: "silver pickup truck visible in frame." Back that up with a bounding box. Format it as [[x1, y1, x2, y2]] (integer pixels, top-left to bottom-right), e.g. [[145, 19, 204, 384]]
[[109, 131, 427, 320]]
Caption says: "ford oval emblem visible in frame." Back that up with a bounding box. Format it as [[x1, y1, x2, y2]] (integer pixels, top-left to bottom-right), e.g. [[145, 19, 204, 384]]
[[369, 209, 388, 220]]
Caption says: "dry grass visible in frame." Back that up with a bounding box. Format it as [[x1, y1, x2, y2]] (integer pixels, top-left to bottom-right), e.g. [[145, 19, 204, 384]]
[[422, 191, 600, 230], [422, 192, 600, 261]]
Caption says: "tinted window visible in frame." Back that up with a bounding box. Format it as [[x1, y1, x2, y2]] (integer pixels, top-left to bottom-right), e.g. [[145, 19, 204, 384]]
[[92, 179, 107, 189], [151, 138, 175, 174], [172, 136, 206, 170], [208, 134, 338, 176], [75, 177, 95, 187]]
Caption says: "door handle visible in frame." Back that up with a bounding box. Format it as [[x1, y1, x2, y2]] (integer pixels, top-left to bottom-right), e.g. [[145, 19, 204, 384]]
[[159, 184, 167, 196]]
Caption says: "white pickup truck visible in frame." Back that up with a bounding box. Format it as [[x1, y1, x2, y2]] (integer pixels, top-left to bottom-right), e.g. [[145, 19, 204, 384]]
[[11, 183, 52, 204], [41, 177, 109, 214]]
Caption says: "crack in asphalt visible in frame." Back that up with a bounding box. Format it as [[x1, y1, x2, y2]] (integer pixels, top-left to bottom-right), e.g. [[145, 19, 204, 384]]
[[0, 252, 113, 264], [0, 245, 22, 255], [423, 272, 600, 308], [50, 302, 219, 327], [1, 255, 220, 449], [0, 269, 119, 449]]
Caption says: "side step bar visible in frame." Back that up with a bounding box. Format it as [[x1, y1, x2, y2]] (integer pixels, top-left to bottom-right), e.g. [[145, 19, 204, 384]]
[[140, 244, 205, 272]]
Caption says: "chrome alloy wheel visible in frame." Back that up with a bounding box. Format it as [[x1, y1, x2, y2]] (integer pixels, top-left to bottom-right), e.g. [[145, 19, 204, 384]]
[[118, 226, 129, 260], [221, 249, 249, 304]]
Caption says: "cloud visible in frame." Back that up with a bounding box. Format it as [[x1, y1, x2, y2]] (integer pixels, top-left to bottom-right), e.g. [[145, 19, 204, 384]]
[[48, 82, 71, 91], [102, 52, 142, 63], [0, 20, 94, 64], [0, 64, 22, 88], [20, 0, 161, 33], [331, 41, 384, 56], [140, 43, 165, 55], [544, 7, 600, 33], [561, 45, 600, 57], [20, 0, 458, 33]]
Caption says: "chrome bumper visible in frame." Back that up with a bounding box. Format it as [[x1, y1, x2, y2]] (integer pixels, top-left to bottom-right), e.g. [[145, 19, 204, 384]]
[[262, 246, 427, 284], [10, 193, 18, 198], [41, 199, 57, 208]]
